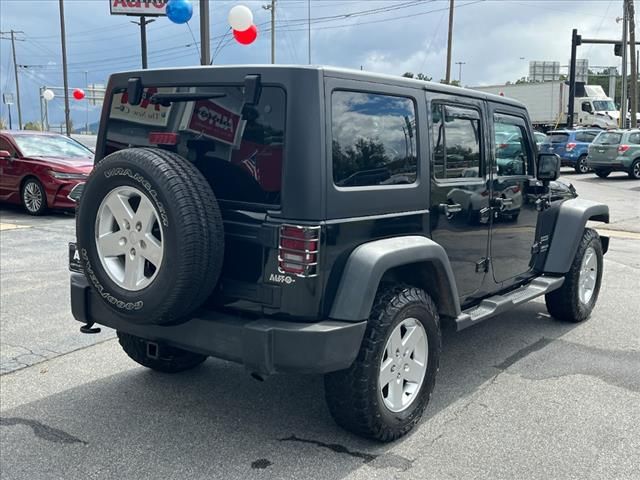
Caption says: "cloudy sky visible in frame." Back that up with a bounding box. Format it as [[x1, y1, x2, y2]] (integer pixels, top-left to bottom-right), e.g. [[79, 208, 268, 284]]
[[0, 0, 636, 129]]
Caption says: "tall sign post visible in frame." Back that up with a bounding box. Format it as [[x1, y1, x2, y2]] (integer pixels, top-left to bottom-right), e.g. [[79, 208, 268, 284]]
[[110, 0, 168, 69]]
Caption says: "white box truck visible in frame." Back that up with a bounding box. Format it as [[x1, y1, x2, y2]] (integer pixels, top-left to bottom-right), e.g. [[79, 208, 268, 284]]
[[472, 81, 620, 130]]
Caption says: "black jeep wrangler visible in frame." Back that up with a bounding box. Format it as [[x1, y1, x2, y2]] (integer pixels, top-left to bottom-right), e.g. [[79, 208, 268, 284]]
[[69, 66, 609, 441]]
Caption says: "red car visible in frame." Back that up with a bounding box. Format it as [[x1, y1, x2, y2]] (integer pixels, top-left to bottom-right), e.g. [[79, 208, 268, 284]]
[[0, 131, 93, 215]]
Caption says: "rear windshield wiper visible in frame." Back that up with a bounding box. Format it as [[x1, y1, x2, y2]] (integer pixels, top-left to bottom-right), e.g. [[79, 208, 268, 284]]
[[150, 92, 227, 107]]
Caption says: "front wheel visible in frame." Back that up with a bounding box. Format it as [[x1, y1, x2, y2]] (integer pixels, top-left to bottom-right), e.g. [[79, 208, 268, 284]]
[[575, 155, 589, 174], [324, 286, 441, 442], [628, 159, 640, 179], [594, 169, 611, 178], [545, 228, 603, 323], [117, 332, 207, 373], [21, 178, 47, 215]]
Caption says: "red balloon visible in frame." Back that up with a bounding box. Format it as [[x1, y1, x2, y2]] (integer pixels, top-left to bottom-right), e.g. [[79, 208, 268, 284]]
[[233, 25, 257, 45], [73, 88, 85, 100]]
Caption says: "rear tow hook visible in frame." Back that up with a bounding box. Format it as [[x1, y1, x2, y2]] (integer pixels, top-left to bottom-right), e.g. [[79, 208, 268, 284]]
[[80, 322, 101, 334]]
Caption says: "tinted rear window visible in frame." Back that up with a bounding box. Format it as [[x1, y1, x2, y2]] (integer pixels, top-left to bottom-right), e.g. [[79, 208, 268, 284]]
[[594, 132, 622, 145], [574, 131, 598, 143], [547, 133, 569, 143], [103, 85, 285, 206]]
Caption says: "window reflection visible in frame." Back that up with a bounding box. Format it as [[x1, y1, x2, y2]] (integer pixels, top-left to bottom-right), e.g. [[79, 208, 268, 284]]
[[332, 91, 417, 187], [494, 120, 529, 176], [432, 104, 481, 179]]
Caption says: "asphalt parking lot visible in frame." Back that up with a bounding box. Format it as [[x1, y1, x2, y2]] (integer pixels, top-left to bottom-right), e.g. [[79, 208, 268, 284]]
[[1, 170, 639, 480]]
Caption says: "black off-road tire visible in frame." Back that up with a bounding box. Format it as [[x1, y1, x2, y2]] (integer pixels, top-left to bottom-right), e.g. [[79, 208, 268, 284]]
[[21, 177, 48, 215], [594, 169, 611, 178], [575, 155, 589, 174], [545, 228, 603, 323], [628, 159, 640, 179], [76, 148, 224, 325], [324, 285, 441, 442], [117, 331, 207, 373]]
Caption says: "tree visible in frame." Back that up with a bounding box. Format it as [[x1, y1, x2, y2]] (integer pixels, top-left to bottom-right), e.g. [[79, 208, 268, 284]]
[[0, 117, 6, 129], [403, 72, 433, 81], [24, 121, 42, 131], [440, 79, 460, 86]]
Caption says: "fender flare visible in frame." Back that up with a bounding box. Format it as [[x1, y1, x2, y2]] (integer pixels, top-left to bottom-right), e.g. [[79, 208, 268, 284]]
[[543, 198, 609, 274], [329, 236, 461, 321]]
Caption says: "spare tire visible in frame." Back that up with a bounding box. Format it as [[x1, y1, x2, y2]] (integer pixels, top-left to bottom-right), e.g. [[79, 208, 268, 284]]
[[76, 148, 224, 325]]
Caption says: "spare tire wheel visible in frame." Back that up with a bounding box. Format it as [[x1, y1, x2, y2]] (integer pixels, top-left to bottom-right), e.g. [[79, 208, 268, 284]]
[[76, 148, 224, 325]]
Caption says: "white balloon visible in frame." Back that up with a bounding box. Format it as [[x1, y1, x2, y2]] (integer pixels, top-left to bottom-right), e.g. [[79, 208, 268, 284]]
[[42, 89, 55, 101], [228, 5, 253, 31]]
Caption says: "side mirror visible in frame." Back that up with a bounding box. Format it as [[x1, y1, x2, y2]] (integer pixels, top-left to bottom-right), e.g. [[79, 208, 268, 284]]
[[0, 150, 12, 159], [537, 153, 560, 182]]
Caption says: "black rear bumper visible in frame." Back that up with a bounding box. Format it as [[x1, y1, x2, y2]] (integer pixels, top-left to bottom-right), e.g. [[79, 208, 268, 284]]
[[70, 274, 366, 375]]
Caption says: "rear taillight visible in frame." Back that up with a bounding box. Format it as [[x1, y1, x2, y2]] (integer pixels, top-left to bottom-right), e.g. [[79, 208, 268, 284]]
[[498, 143, 508, 149], [278, 225, 320, 277], [565, 142, 577, 151], [149, 132, 179, 145], [618, 144, 630, 153]]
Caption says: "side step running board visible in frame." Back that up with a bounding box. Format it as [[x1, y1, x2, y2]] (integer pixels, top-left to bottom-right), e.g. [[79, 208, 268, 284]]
[[455, 276, 564, 331]]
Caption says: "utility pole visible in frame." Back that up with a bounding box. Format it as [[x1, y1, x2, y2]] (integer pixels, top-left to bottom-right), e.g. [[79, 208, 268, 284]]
[[263, 0, 276, 64], [200, 0, 210, 65], [0, 30, 25, 129], [308, 0, 311, 64], [455, 61, 466, 84], [620, 0, 629, 128], [131, 16, 155, 69], [628, 0, 637, 128], [445, 0, 454, 83], [59, 0, 71, 136], [84, 71, 89, 133]]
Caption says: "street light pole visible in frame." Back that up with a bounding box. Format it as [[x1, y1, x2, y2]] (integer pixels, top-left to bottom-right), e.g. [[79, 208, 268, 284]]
[[131, 16, 155, 69], [58, 0, 71, 136], [84, 71, 89, 133], [455, 61, 466, 84]]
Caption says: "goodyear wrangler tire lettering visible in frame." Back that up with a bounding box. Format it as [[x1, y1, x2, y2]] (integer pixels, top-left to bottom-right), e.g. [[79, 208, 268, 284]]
[[76, 148, 224, 326]]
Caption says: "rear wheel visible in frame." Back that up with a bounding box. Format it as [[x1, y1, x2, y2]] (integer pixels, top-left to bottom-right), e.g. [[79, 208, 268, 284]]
[[117, 332, 207, 373], [629, 159, 640, 179], [324, 285, 441, 442], [21, 178, 47, 215], [575, 155, 589, 174], [545, 228, 603, 323], [594, 169, 611, 178]]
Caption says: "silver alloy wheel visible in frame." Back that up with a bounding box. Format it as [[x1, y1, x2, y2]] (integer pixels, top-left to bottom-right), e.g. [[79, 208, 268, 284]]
[[578, 246, 597, 304], [95, 186, 164, 291], [578, 157, 588, 173], [633, 161, 640, 179], [379, 317, 428, 413], [23, 181, 43, 213]]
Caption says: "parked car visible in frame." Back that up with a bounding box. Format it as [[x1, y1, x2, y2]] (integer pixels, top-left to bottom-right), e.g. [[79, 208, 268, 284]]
[[0, 131, 93, 214], [587, 129, 640, 179], [534, 131, 547, 147], [69, 66, 609, 442], [539, 128, 601, 174]]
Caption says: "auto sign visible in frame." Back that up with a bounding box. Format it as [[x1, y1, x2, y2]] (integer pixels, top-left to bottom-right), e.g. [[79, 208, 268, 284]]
[[110, 0, 168, 16]]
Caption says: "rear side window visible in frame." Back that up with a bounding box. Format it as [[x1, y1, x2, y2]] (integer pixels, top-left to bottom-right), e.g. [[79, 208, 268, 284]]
[[331, 91, 417, 187], [431, 104, 481, 179], [575, 131, 598, 143], [628, 132, 640, 144], [594, 132, 622, 145], [104, 85, 285, 206], [547, 133, 569, 143]]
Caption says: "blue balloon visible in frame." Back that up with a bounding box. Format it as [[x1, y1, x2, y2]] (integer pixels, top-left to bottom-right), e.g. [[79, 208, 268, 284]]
[[166, 0, 193, 24]]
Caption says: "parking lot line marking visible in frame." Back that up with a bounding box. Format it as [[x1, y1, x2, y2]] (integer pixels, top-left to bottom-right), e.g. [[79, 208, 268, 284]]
[[595, 228, 640, 240], [0, 223, 31, 231]]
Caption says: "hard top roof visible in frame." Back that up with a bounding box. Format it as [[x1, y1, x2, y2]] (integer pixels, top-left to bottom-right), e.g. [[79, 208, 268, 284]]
[[108, 64, 525, 109]]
